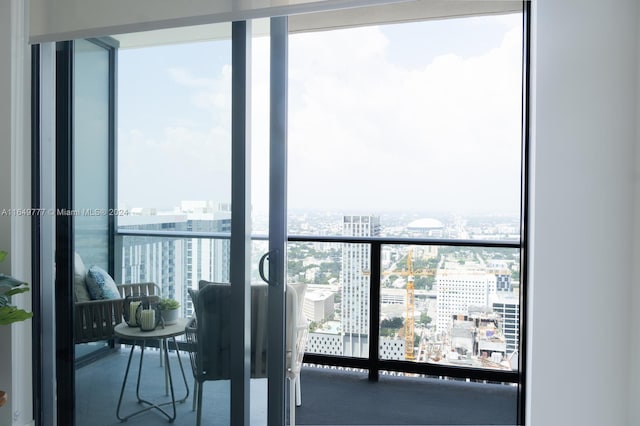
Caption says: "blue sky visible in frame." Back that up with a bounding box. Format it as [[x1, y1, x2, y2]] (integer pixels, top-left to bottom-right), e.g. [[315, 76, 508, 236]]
[[117, 13, 522, 217]]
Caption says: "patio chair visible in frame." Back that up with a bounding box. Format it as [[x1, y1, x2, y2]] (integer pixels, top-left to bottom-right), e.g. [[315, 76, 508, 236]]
[[73, 252, 160, 344], [185, 281, 308, 426]]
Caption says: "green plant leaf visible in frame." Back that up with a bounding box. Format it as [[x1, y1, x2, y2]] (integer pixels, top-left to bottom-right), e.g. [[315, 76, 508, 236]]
[[0, 306, 33, 325], [4, 287, 29, 297], [0, 263, 32, 323], [159, 297, 180, 310], [0, 273, 27, 288]]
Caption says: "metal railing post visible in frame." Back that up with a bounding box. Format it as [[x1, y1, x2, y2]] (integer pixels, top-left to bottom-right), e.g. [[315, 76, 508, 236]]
[[368, 242, 381, 381]]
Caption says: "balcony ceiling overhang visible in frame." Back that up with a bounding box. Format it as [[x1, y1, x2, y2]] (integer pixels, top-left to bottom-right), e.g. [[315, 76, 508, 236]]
[[30, 0, 522, 45]]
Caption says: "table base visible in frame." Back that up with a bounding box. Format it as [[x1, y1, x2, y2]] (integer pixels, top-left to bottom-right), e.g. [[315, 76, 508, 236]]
[[116, 336, 190, 423]]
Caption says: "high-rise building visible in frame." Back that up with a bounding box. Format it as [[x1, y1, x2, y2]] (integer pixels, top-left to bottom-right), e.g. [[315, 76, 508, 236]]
[[341, 215, 380, 357], [491, 292, 520, 356], [119, 203, 231, 318], [119, 214, 187, 304], [436, 266, 497, 333], [303, 289, 335, 322]]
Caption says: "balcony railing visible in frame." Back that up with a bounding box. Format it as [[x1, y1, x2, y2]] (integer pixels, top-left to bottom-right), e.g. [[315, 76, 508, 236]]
[[115, 228, 522, 384]]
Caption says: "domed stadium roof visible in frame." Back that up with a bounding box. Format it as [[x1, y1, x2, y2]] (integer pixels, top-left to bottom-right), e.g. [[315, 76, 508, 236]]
[[407, 218, 444, 229]]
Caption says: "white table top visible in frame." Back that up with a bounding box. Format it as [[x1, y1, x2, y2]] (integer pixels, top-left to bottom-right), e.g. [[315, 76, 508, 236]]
[[114, 317, 189, 340]]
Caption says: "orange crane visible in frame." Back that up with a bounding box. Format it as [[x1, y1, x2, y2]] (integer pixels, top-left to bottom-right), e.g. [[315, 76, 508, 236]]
[[404, 250, 416, 360], [393, 248, 437, 360], [368, 248, 435, 360]]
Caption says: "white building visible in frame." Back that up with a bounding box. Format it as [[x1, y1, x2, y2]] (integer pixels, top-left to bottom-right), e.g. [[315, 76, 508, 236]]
[[491, 292, 520, 355], [341, 215, 380, 357], [436, 268, 497, 333], [304, 289, 335, 322], [407, 217, 445, 238], [380, 288, 406, 305], [119, 204, 231, 318]]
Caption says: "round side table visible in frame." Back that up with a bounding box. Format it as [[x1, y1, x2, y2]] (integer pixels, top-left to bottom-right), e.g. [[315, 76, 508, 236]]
[[114, 318, 190, 422]]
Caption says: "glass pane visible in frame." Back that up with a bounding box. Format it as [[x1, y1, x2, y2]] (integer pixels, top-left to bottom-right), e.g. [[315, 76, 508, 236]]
[[288, 232, 375, 359], [288, 240, 344, 356], [74, 39, 109, 270], [251, 19, 271, 235], [288, 14, 523, 238], [287, 12, 522, 425], [73, 39, 110, 360], [114, 25, 235, 425], [378, 244, 520, 371], [117, 33, 232, 216]]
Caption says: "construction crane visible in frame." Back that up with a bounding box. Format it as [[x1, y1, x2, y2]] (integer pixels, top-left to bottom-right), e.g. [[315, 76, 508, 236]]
[[404, 249, 416, 360], [365, 247, 435, 360]]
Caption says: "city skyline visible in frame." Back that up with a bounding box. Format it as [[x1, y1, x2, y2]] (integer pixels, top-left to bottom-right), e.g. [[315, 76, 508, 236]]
[[115, 205, 519, 370]]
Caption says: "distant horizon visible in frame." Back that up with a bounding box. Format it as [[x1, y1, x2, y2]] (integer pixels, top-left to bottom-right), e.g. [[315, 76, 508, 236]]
[[118, 13, 523, 219], [116, 201, 521, 228]]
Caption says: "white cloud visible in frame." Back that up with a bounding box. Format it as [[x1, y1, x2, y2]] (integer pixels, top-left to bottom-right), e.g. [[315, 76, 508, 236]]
[[119, 16, 524, 217], [286, 21, 523, 215]]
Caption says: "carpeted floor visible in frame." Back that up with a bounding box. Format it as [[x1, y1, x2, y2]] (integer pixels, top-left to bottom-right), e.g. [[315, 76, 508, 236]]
[[295, 367, 518, 425], [75, 348, 519, 426]]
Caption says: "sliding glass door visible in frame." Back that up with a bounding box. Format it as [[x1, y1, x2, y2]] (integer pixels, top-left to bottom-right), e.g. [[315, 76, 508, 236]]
[[36, 5, 528, 425], [51, 37, 118, 425], [37, 18, 290, 426]]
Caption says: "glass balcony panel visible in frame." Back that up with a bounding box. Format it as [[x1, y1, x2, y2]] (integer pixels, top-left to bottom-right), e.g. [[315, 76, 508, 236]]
[[379, 244, 520, 372], [288, 241, 369, 359]]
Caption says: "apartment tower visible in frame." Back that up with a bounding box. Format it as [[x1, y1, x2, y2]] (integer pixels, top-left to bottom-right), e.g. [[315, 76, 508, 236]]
[[341, 215, 380, 357]]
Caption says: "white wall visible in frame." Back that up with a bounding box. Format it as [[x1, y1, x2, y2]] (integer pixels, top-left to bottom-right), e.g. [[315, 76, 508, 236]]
[[631, 0, 640, 421], [0, 1, 33, 425], [528, 0, 637, 425], [0, 2, 14, 424]]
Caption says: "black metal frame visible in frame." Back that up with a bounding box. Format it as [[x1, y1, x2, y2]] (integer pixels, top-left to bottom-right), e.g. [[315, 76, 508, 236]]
[[289, 235, 521, 385], [518, 1, 532, 423], [229, 20, 252, 426], [31, 37, 119, 426], [30, 43, 43, 426], [117, 231, 522, 386], [54, 40, 76, 426]]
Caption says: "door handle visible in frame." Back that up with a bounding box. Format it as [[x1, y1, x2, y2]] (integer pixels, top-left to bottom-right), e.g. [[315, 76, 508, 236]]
[[258, 249, 279, 286]]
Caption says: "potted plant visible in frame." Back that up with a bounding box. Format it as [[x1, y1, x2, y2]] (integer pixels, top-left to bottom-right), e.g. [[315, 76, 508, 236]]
[[158, 297, 180, 325], [0, 251, 32, 326], [0, 250, 32, 408]]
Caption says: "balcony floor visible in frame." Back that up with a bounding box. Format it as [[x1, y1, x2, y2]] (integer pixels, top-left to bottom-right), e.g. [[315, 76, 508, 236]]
[[76, 347, 518, 425]]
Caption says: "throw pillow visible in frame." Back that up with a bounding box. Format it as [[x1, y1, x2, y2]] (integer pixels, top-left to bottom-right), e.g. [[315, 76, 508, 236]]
[[86, 265, 120, 300], [73, 252, 91, 302]]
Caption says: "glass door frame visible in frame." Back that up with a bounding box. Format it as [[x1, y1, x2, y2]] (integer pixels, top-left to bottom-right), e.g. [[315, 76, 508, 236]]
[[50, 37, 118, 426], [229, 19, 254, 426], [231, 17, 289, 425], [266, 15, 288, 426], [33, 20, 290, 426]]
